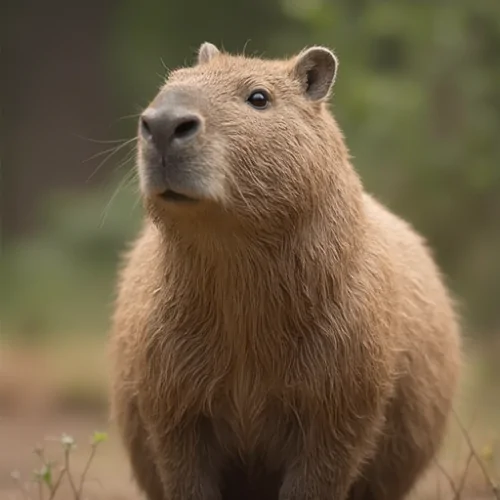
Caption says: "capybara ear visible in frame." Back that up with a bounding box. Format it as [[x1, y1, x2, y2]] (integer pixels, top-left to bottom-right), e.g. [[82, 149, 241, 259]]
[[291, 46, 338, 101], [197, 42, 221, 65]]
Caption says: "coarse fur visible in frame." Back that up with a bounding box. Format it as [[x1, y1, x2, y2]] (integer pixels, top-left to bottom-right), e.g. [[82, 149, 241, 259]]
[[108, 42, 462, 500]]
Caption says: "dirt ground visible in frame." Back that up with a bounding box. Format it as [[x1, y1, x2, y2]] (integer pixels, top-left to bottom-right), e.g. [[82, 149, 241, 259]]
[[1, 344, 498, 500], [2, 414, 497, 500], [0, 413, 140, 500], [0, 345, 139, 500]]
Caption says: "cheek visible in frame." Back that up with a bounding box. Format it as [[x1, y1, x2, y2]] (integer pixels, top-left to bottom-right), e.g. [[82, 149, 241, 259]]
[[192, 135, 229, 200], [210, 107, 317, 207], [226, 133, 309, 211]]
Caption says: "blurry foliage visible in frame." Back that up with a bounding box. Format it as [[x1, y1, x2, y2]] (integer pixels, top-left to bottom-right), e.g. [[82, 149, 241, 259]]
[[292, 0, 500, 333], [1, 178, 142, 341], [11, 432, 108, 500], [2, 0, 499, 340]]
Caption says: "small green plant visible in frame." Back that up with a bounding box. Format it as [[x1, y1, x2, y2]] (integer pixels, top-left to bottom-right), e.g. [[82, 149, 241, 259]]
[[432, 411, 500, 500], [11, 431, 108, 500]]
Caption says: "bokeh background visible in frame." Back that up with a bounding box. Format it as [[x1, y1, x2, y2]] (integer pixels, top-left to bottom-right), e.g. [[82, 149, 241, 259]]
[[2, 1, 499, 499]]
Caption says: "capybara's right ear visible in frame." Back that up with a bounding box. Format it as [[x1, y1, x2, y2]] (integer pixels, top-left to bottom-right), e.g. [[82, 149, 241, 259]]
[[291, 46, 338, 101], [197, 42, 220, 65]]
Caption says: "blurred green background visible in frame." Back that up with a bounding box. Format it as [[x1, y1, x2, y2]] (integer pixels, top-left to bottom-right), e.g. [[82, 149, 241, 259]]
[[2, 1, 499, 498], [3, 0, 500, 345], [3, 0, 500, 343]]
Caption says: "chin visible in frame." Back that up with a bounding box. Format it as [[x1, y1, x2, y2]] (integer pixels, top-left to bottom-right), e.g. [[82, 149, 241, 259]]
[[157, 189, 199, 203]]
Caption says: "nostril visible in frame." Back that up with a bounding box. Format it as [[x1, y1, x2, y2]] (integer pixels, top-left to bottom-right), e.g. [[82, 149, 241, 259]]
[[140, 111, 201, 147], [174, 117, 201, 140], [140, 116, 152, 138]]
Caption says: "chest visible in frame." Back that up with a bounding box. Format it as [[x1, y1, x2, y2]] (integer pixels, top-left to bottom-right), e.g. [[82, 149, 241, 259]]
[[138, 270, 339, 437]]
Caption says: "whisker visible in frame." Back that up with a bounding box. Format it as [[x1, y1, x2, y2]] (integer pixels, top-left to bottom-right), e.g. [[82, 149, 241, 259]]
[[123, 167, 139, 190], [73, 133, 133, 145], [83, 139, 135, 163], [99, 169, 138, 228], [106, 107, 146, 128], [116, 112, 142, 122], [132, 196, 141, 213], [111, 148, 137, 174], [86, 137, 137, 182]]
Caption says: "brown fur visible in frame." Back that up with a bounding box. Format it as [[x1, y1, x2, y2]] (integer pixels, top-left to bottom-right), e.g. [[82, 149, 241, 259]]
[[108, 43, 462, 500]]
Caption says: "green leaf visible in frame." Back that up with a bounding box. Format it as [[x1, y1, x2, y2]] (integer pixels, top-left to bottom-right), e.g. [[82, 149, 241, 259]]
[[91, 431, 108, 445], [40, 464, 53, 489]]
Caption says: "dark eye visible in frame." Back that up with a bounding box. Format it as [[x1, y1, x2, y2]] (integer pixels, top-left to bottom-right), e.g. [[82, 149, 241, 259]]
[[247, 90, 270, 109]]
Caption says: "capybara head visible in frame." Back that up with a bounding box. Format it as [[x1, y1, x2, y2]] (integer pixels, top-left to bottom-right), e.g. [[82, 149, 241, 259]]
[[138, 42, 347, 233]]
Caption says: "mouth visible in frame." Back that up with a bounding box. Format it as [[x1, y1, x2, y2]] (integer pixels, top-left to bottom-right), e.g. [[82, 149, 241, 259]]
[[159, 189, 197, 203]]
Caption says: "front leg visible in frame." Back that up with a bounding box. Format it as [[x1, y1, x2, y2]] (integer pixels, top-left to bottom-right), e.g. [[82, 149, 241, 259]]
[[148, 416, 223, 500], [279, 364, 390, 499], [279, 440, 361, 500]]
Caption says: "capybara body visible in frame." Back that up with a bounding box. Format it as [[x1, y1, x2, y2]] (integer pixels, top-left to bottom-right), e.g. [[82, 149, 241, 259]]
[[109, 42, 462, 500]]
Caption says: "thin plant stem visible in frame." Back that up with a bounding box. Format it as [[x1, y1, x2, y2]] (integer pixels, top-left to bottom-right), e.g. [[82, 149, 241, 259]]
[[77, 445, 97, 499], [47, 469, 67, 500], [64, 449, 79, 500], [453, 409, 500, 500], [453, 449, 474, 500]]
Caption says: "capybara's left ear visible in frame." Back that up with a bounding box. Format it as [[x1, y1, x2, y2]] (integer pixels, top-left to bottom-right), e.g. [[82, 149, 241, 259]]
[[291, 46, 338, 101]]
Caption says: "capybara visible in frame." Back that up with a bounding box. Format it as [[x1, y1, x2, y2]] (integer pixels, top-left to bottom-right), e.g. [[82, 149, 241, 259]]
[[108, 42, 462, 500]]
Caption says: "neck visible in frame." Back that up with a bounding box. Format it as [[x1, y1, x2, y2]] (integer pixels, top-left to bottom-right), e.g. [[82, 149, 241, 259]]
[[139, 168, 366, 358], [153, 182, 364, 298], [144, 154, 366, 319]]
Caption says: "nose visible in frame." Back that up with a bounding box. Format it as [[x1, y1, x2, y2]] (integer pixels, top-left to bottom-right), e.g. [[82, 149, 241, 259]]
[[140, 107, 202, 154]]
